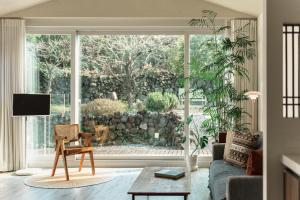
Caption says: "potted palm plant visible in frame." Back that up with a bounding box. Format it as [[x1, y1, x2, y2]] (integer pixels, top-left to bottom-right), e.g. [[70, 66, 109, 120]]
[[189, 10, 255, 139], [190, 121, 209, 171]]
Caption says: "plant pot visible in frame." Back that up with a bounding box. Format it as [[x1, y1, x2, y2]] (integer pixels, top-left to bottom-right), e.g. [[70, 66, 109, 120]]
[[189, 155, 198, 172]]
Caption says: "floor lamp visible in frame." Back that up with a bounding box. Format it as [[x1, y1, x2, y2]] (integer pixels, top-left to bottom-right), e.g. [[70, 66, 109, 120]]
[[245, 91, 261, 134]]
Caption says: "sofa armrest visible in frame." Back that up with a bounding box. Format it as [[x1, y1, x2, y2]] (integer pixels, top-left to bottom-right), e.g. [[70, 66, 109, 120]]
[[226, 176, 263, 200], [212, 143, 225, 160]]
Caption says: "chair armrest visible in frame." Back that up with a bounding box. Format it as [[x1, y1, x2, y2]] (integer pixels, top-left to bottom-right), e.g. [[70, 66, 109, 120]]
[[212, 143, 225, 160], [79, 132, 93, 146], [226, 176, 263, 200]]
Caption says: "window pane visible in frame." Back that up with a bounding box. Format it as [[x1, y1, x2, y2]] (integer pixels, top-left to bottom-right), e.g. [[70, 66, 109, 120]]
[[79, 35, 184, 157], [189, 35, 223, 156], [283, 25, 300, 118], [26, 34, 71, 159]]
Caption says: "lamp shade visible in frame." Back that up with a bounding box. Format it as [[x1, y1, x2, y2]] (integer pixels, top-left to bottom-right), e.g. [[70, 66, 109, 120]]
[[245, 91, 261, 100]]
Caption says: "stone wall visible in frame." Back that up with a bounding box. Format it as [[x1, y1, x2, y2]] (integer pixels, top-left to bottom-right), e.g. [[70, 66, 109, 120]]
[[82, 111, 184, 148], [81, 69, 179, 103]]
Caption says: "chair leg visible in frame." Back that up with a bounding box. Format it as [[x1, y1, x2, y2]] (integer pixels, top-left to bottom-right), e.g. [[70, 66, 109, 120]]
[[79, 153, 85, 172], [62, 153, 69, 181], [89, 151, 95, 175], [51, 151, 60, 177]]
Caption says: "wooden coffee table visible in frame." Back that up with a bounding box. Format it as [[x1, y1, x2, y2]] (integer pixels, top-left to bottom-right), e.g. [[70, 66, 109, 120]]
[[128, 167, 191, 200]]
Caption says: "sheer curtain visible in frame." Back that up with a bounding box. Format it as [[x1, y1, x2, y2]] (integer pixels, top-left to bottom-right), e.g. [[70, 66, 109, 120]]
[[231, 19, 258, 132], [0, 18, 26, 171]]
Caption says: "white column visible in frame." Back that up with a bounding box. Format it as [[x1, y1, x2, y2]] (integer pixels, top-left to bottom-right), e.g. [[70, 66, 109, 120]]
[[71, 31, 80, 124], [184, 33, 190, 170]]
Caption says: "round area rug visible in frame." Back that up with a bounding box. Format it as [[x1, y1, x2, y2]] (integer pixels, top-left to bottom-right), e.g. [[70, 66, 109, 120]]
[[24, 170, 115, 189]]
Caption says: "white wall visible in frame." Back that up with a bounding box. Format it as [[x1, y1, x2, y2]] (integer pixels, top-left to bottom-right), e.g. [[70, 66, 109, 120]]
[[266, 0, 300, 199], [4, 0, 252, 18], [257, 7, 267, 200]]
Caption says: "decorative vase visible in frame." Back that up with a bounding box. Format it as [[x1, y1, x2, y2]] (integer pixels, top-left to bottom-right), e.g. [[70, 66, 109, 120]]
[[190, 154, 198, 172]]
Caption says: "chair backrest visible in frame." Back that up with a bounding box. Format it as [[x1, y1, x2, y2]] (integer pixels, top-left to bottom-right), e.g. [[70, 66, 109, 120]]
[[54, 124, 80, 142]]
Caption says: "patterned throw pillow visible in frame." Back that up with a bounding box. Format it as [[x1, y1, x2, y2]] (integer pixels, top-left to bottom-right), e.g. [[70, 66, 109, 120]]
[[225, 132, 259, 168], [223, 131, 234, 160]]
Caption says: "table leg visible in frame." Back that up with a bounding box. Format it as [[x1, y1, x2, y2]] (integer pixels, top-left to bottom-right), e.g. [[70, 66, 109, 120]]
[[184, 194, 188, 200], [132, 194, 135, 200]]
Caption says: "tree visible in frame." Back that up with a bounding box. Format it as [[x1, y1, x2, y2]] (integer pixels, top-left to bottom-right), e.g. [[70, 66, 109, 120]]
[[80, 35, 183, 107], [27, 35, 71, 94]]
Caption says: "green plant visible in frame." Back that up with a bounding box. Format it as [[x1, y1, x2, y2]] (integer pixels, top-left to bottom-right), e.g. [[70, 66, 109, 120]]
[[164, 93, 179, 111], [145, 92, 167, 112], [189, 10, 255, 137], [190, 121, 209, 156], [145, 92, 179, 112], [135, 99, 145, 111], [81, 98, 127, 116]]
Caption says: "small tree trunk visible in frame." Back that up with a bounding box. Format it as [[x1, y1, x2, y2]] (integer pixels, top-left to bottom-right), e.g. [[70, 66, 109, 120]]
[[124, 63, 134, 108]]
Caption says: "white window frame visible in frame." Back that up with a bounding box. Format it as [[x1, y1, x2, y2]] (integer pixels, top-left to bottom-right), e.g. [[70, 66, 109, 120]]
[[25, 25, 216, 168]]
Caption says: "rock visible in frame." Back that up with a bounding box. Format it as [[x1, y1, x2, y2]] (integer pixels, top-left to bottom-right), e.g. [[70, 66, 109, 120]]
[[128, 116, 135, 123], [139, 123, 147, 130], [158, 118, 167, 128], [117, 123, 126, 130], [148, 122, 154, 128], [126, 123, 132, 129], [110, 132, 117, 139], [131, 128, 138, 134], [148, 127, 155, 134], [159, 138, 167, 146], [121, 115, 128, 123]]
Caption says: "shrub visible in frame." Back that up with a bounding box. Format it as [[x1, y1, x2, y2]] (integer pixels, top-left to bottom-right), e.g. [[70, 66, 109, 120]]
[[145, 92, 167, 112], [145, 92, 179, 112], [135, 99, 145, 111], [164, 93, 179, 111], [81, 98, 127, 116]]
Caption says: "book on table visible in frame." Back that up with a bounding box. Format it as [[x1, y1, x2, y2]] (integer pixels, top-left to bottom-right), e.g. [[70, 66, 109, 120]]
[[154, 168, 185, 180]]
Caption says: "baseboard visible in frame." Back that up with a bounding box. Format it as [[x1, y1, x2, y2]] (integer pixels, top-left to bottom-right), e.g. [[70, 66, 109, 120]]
[[28, 156, 212, 168]]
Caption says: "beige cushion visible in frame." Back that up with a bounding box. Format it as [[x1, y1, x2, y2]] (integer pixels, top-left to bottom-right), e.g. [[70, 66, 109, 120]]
[[225, 132, 259, 168], [223, 131, 234, 160]]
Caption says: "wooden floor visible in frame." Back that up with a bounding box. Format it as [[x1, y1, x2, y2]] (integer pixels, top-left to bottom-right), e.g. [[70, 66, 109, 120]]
[[0, 168, 211, 200]]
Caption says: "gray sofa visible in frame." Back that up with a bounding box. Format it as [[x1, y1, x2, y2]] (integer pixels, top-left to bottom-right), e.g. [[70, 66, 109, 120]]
[[208, 143, 263, 200]]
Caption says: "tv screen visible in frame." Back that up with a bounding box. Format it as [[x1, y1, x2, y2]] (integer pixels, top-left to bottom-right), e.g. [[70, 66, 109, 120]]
[[13, 94, 50, 116]]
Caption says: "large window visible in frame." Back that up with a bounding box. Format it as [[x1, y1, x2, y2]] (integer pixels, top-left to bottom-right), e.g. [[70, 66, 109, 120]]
[[25, 31, 218, 164], [26, 34, 71, 158], [79, 35, 185, 157]]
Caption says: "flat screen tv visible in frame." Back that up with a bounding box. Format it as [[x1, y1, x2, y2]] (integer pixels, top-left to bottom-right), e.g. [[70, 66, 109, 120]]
[[13, 94, 50, 116]]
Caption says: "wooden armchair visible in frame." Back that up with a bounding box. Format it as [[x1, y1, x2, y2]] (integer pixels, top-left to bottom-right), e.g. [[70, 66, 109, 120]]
[[51, 124, 95, 181]]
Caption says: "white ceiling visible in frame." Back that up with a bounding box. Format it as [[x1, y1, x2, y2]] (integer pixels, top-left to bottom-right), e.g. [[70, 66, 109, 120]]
[[205, 0, 261, 16], [0, 0, 49, 15], [0, 0, 261, 16]]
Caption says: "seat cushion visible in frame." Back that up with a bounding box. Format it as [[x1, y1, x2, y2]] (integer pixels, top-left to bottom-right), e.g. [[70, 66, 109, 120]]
[[209, 160, 245, 200]]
